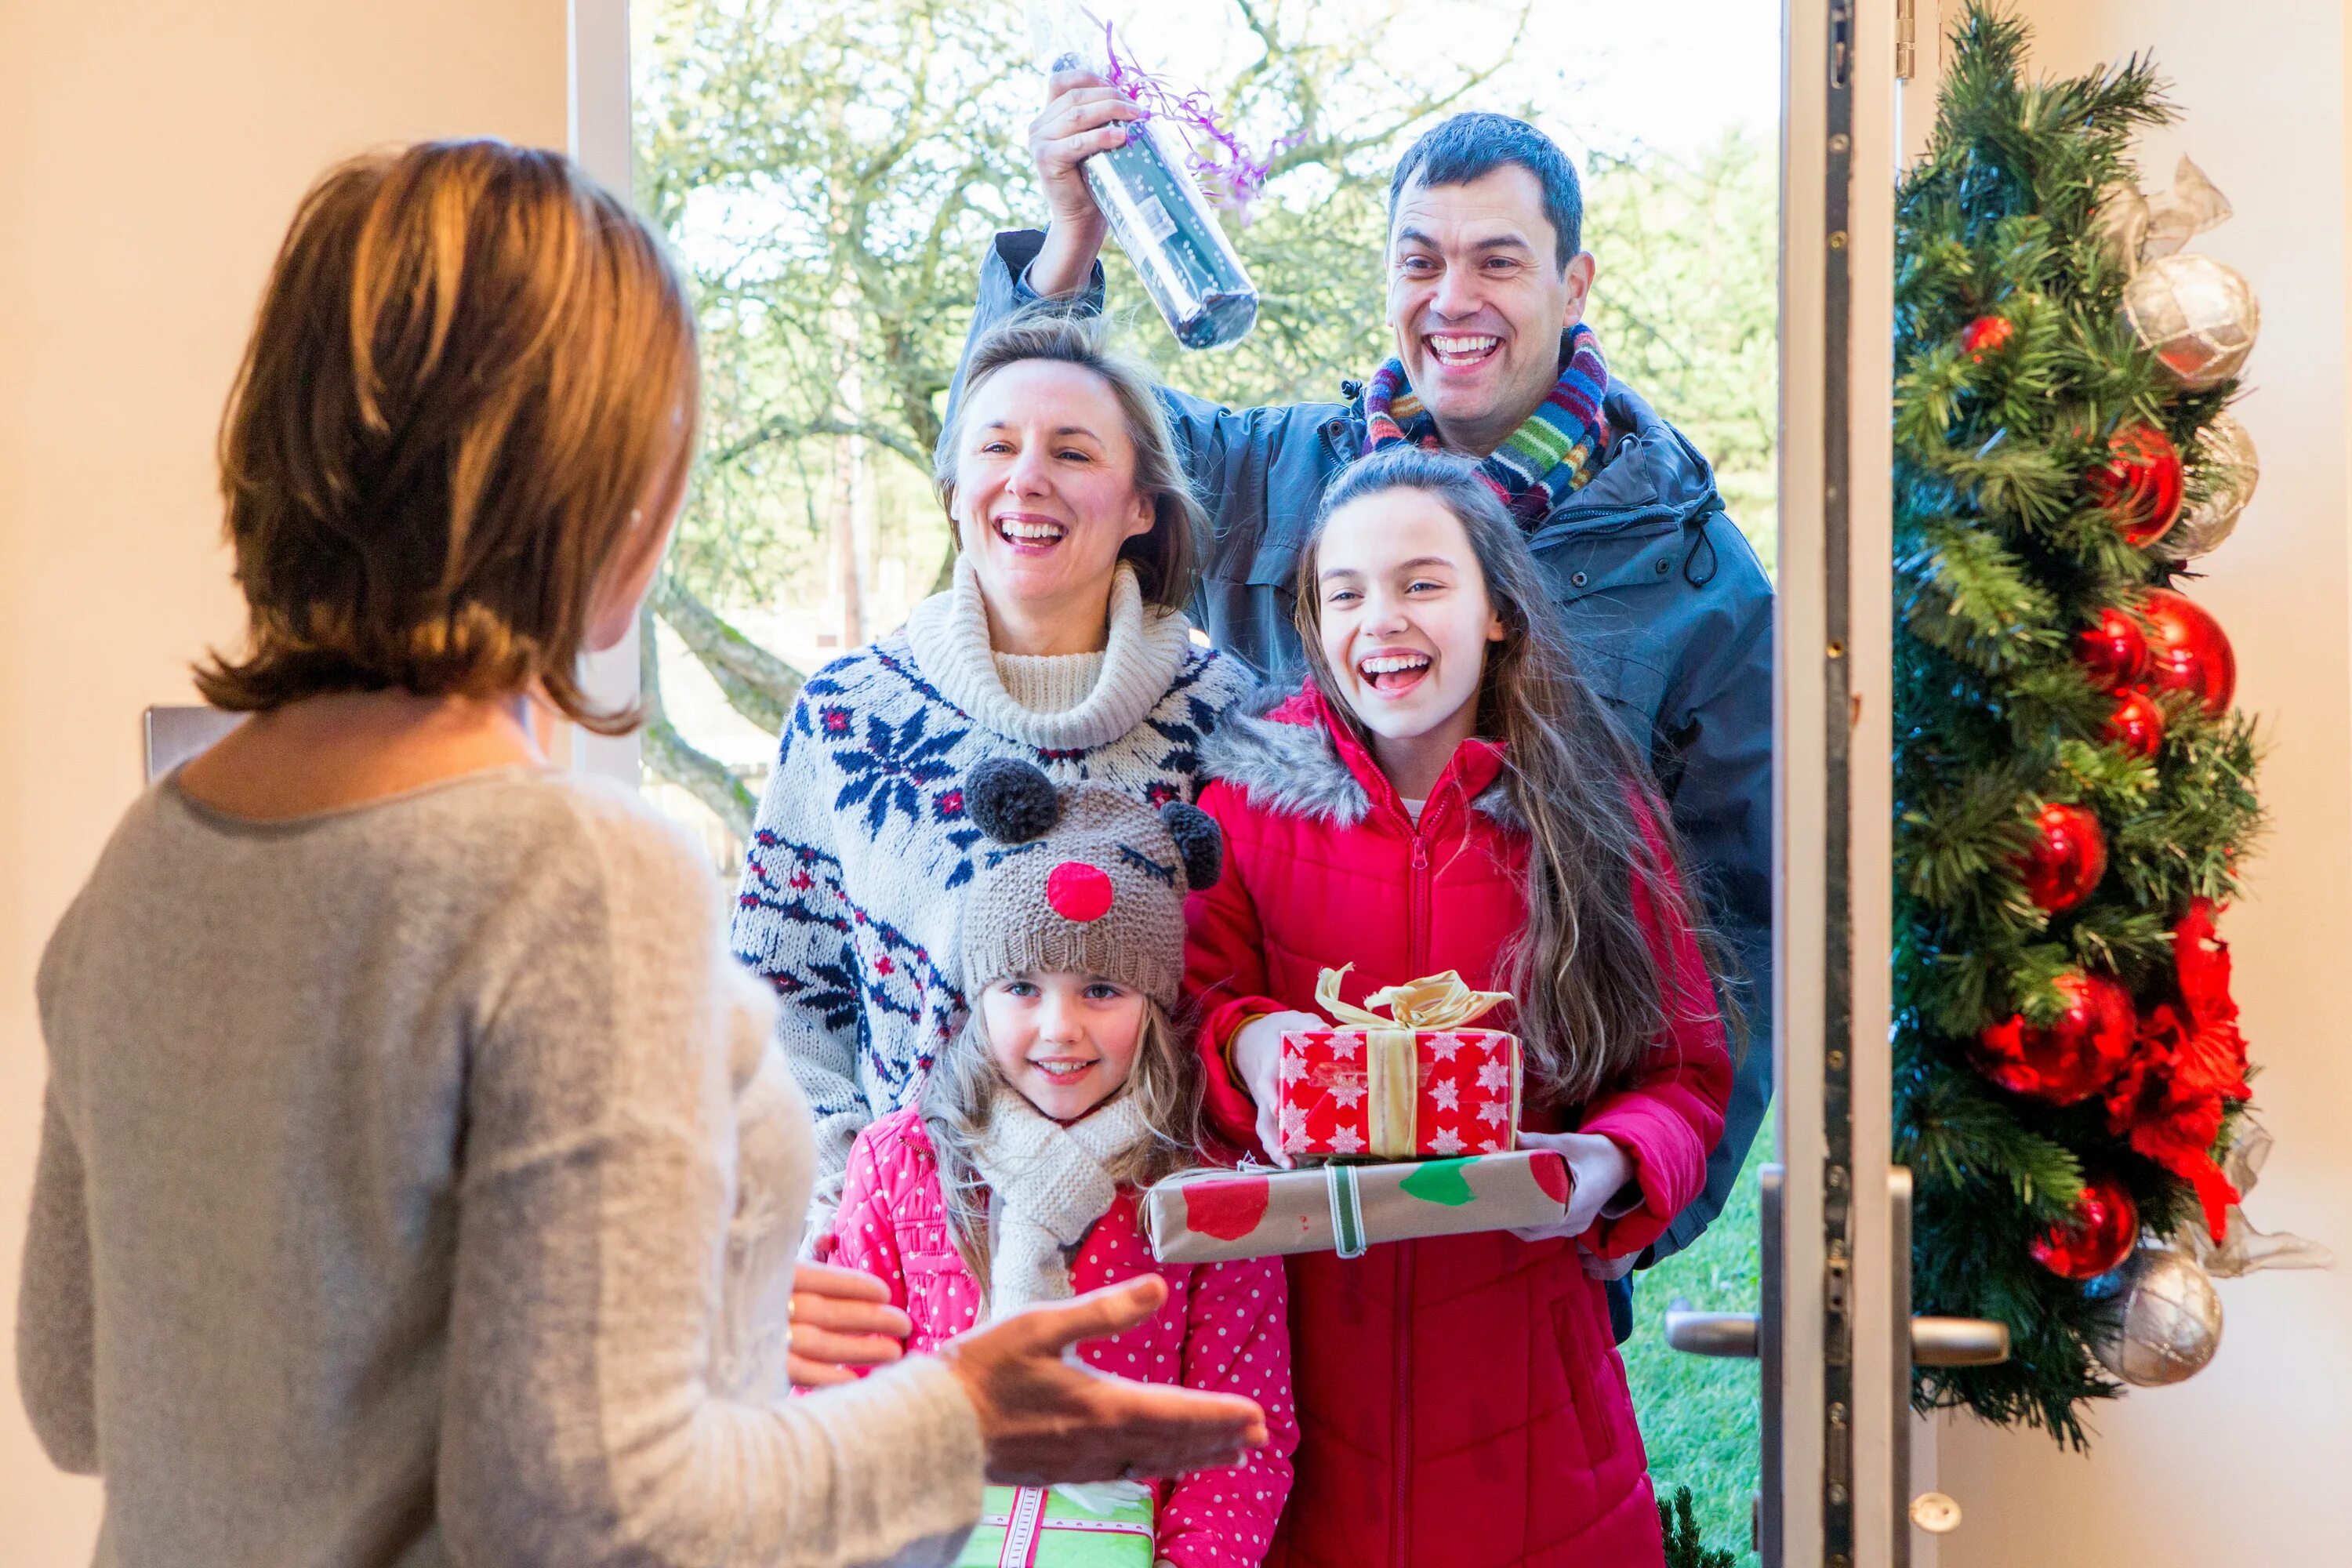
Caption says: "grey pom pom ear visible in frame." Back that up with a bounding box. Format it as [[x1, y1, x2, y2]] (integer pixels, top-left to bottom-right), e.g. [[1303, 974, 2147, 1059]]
[[1161, 800, 1222, 891], [965, 757, 1060, 844]]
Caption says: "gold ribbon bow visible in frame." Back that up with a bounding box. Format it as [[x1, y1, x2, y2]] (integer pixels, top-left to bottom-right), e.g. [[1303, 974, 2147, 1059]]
[[1312, 965, 1514, 1156]]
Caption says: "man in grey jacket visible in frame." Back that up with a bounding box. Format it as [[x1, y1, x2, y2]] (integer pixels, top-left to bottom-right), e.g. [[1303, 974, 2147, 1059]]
[[942, 86, 1773, 1328]]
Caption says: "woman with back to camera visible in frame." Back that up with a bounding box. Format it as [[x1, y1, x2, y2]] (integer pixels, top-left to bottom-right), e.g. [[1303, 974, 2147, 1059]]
[[13, 139, 1262, 1568]]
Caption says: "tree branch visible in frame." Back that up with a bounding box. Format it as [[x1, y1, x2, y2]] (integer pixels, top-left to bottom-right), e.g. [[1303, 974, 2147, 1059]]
[[637, 602, 756, 844], [652, 573, 805, 735], [710, 412, 929, 470]]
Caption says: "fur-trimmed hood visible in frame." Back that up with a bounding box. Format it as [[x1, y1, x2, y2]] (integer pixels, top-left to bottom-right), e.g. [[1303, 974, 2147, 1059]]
[[1197, 681, 1517, 829]]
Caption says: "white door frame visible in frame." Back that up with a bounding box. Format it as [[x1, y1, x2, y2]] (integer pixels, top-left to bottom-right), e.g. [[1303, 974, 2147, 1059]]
[[569, 0, 645, 786], [1777, 0, 1899, 1564]]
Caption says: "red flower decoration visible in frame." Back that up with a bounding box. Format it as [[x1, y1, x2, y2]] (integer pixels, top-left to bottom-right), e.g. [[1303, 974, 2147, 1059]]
[[2102, 899, 2251, 1240]]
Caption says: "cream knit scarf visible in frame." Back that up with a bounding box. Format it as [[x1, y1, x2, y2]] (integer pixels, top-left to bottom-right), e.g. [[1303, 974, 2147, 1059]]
[[904, 556, 1196, 752], [969, 1088, 1154, 1323]]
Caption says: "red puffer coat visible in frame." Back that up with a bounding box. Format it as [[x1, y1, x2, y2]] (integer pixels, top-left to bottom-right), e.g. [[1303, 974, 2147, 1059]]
[[1182, 686, 1731, 1568]]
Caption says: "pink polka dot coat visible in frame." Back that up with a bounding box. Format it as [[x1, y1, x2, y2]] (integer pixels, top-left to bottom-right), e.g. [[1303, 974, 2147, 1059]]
[[831, 1107, 1299, 1567]]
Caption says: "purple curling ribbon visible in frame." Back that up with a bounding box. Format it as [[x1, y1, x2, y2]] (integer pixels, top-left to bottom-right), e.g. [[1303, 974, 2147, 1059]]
[[1098, 17, 1297, 222]]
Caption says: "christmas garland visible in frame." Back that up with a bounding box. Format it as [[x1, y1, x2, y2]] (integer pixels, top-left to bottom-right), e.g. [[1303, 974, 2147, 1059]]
[[1890, 6, 2291, 1442]]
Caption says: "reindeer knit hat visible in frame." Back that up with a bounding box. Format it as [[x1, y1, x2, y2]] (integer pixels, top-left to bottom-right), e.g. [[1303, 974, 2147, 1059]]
[[955, 757, 1223, 1007]]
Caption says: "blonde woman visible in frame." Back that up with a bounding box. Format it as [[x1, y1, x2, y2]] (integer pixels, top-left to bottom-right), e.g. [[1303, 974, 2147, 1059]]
[[731, 312, 1253, 1259], [15, 140, 1262, 1568]]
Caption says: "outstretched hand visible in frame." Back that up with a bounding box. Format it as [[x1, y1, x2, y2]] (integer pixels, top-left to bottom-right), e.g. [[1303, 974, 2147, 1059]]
[[938, 1276, 1269, 1485]]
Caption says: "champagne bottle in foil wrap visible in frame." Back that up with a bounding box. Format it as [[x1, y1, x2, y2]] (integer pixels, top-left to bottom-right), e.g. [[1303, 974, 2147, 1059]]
[[1034, 6, 1258, 350]]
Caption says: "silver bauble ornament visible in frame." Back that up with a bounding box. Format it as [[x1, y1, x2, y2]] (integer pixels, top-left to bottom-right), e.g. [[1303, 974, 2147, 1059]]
[[2125, 254, 2261, 390], [2088, 1245, 2223, 1387], [2164, 413, 2260, 560]]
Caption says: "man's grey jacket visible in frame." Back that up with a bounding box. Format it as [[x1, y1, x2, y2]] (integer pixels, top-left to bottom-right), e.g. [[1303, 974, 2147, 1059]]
[[944, 230, 1773, 1265]]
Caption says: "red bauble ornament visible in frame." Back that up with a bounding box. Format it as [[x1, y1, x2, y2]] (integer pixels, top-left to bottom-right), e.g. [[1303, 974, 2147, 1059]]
[[2088, 422, 2187, 546], [2104, 688, 2166, 759], [2030, 1171, 2141, 1280], [2140, 587, 2238, 717], [2074, 606, 2151, 691], [2013, 802, 2107, 913], [1961, 314, 2015, 361], [1971, 971, 2136, 1105]]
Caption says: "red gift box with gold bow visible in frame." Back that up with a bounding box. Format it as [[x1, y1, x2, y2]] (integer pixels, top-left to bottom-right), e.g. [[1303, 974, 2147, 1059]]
[[1275, 965, 1522, 1160]]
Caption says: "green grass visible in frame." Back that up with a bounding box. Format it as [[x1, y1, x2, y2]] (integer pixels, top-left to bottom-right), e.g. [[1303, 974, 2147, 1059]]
[[1624, 1123, 1774, 1568]]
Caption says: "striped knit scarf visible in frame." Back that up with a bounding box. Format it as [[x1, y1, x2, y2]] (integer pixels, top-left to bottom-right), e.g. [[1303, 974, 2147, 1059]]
[[1362, 322, 1613, 528]]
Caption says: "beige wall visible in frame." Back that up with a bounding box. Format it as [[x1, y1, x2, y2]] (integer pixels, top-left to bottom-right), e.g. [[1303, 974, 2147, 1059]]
[[1934, 2, 2352, 1564], [0, 4, 570, 1559]]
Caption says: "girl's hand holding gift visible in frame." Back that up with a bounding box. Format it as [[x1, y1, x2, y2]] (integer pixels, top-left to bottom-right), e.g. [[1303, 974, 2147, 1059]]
[[1227, 1009, 1328, 1168], [1504, 1129, 1637, 1247]]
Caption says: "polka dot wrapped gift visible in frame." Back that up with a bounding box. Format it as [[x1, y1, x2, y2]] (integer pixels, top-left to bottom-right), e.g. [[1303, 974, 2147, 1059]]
[[1276, 964, 1522, 1160]]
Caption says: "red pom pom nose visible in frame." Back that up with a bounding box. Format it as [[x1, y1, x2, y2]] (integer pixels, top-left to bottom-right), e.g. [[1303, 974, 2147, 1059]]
[[1044, 861, 1115, 922]]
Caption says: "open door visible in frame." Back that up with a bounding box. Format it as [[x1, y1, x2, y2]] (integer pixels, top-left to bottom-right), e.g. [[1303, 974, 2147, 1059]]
[[1669, 3, 2005, 1565]]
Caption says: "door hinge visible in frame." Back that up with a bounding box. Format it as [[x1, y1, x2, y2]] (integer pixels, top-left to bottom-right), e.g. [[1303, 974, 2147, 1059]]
[[1896, 0, 1918, 80]]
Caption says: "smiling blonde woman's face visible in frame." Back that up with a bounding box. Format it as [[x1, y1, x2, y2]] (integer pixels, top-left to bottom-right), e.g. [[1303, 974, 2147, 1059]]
[[953, 359, 1155, 618]]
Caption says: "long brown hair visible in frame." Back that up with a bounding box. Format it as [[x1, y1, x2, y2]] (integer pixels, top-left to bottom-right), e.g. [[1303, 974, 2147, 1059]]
[[934, 309, 1201, 615], [197, 140, 699, 732], [920, 993, 1204, 1310], [1294, 446, 1729, 1106]]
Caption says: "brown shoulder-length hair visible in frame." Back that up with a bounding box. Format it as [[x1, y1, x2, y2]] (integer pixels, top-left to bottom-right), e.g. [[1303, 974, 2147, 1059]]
[[934, 309, 1200, 614], [1294, 446, 1736, 1107], [196, 139, 699, 733]]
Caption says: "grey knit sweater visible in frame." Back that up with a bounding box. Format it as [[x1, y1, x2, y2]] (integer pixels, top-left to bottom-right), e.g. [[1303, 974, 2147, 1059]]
[[16, 768, 984, 1568]]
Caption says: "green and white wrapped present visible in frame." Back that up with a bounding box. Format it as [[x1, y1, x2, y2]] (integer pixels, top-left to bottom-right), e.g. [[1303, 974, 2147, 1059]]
[[956, 1482, 1157, 1568]]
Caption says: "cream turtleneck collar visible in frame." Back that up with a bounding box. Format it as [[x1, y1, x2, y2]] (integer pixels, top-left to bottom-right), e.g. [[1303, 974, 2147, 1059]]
[[902, 557, 1196, 751]]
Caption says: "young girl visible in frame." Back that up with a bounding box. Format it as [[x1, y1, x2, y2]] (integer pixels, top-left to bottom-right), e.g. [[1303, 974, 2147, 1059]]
[[1184, 446, 1733, 1567], [830, 759, 1298, 1567]]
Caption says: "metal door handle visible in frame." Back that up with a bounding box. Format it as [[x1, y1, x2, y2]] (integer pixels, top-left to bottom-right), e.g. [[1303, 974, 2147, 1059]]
[[1664, 1301, 1762, 1357], [1667, 1303, 2005, 1366], [1908, 1316, 2009, 1367]]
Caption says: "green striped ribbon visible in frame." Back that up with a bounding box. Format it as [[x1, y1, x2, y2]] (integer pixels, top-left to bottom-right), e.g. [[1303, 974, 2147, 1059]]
[[1325, 1163, 1367, 1258]]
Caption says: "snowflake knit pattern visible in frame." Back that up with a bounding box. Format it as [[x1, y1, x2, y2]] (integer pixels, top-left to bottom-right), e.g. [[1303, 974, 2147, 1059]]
[[731, 558, 1254, 1214]]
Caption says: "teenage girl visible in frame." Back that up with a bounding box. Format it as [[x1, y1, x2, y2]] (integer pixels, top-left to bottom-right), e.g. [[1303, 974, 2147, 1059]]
[[830, 760, 1298, 1568], [1184, 445, 1733, 1568]]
